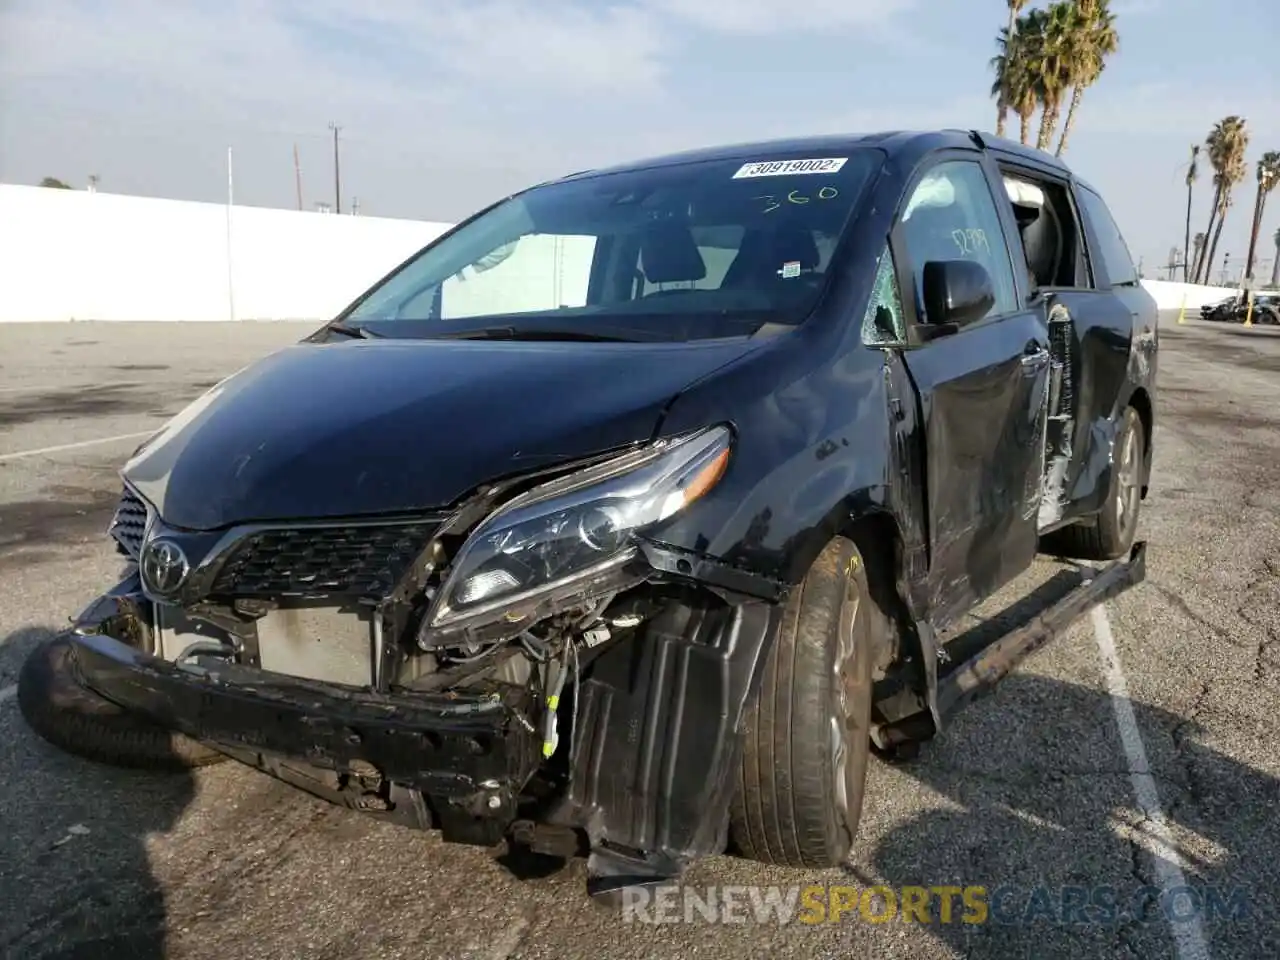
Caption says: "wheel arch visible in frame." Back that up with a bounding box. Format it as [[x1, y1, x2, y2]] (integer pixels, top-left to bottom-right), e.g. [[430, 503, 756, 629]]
[[1122, 384, 1153, 498], [773, 497, 920, 688]]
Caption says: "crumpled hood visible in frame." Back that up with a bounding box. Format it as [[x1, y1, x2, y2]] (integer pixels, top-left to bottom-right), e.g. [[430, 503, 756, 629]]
[[121, 336, 760, 530]]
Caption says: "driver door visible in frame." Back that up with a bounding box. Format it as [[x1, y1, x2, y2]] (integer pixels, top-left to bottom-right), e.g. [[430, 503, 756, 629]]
[[891, 155, 1050, 629]]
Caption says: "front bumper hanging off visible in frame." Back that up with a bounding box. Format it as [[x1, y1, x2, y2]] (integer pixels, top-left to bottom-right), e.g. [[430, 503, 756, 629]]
[[64, 595, 544, 846], [61, 574, 785, 886]]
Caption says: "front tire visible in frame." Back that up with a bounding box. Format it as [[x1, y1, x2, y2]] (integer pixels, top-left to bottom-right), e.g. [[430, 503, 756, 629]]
[[728, 536, 883, 868], [17, 634, 227, 771]]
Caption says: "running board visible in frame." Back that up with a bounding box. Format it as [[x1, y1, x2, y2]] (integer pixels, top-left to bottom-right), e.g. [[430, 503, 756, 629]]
[[936, 540, 1147, 721], [873, 540, 1147, 749]]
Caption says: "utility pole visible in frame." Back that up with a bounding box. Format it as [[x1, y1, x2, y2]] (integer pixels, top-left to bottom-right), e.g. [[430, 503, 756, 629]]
[[328, 121, 342, 214], [293, 143, 303, 211]]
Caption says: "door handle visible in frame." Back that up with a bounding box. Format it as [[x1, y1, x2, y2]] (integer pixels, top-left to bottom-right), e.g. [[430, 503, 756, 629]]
[[1020, 347, 1049, 367]]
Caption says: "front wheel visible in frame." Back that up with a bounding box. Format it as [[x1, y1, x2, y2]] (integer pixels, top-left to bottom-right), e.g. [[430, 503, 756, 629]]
[[728, 536, 885, 868], [17, 634, 227, 771]]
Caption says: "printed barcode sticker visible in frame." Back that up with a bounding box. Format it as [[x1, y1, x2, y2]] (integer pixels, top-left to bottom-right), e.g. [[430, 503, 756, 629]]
[[732, 158, 848, 179]]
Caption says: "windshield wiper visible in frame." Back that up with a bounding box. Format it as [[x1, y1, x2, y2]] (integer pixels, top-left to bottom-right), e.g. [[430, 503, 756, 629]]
[[325, 322, 381, 339]]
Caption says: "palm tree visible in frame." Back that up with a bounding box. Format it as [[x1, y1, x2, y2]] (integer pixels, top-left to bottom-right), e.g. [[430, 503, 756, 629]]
[[990, 19, 1039, 145], [1193, 116, 1249, 284], [1030, 4, 1075, 151], [1193, 232, 1207, 280], [1183, 144, 1199, 282], [1055, 0, 1120, 156], [993, 1, 1030, 136], [1243, 151, 1280, 281], [1204, 145, 1249, 284]]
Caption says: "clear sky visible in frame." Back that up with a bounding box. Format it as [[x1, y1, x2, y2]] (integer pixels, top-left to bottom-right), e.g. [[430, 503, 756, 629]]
[[2, 0, 1278, 281]]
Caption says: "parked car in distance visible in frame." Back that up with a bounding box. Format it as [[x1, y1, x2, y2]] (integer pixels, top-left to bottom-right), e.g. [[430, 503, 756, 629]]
[[19, 128, 1154, 901], [1200, 296, 1240, 321], [1200, 293, 1279, 324]]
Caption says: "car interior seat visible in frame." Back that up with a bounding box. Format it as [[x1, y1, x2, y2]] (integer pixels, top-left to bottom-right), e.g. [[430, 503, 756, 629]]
[[639, 220, 707, 293], [721, 224, 822, 292]]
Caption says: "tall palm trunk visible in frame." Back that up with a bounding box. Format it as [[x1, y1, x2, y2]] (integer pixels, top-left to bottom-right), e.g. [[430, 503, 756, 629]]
[[1183, 172, 1195, 282], [1037, 105, 1054, 151], [1194, 183, 1222, 283], [1271, 234, 1280, 287], [1020, 110, 1032, 145], [1243, 187, 1265, 281], [1204, 208, 1229, 285], [1055, 85, 1085, 156]]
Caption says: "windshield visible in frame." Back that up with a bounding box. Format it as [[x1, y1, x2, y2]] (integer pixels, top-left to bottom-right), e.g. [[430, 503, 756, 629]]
[[339, 148, 885, 342]]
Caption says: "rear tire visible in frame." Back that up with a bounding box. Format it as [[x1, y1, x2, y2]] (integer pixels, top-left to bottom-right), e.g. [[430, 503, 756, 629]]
[[728, 536, 884, 868], [17, 633, 227, 771], [1041, 405, 1144, 562]]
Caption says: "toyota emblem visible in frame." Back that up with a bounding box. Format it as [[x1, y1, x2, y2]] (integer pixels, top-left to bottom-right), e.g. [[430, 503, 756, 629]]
[[141, 538, 190, 598]]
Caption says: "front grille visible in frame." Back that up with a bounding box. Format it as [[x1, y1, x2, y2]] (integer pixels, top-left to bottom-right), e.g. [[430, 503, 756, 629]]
[[108, 488, 148, 558], [209, 521, 439, 599]]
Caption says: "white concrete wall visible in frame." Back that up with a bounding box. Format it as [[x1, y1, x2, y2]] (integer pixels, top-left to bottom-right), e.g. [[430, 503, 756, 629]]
[[1139, 278, 1243, 311], [0, 182, 1259, 323], [0, 184, 450, 323]]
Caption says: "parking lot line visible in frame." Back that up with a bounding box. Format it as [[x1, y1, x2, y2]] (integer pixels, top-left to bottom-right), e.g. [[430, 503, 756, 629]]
[[1091, 603, 1210, 960], [0, 431, 154, 463]]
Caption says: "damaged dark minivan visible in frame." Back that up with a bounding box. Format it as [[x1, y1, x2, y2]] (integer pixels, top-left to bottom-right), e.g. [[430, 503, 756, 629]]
[[20, 129, 1155, 898]]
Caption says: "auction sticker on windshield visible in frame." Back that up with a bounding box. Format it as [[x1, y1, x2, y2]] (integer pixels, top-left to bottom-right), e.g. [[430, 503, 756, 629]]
[[732, 158, 849, 179]]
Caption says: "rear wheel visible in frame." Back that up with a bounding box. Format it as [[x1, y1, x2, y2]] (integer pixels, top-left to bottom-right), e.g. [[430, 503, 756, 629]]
[[17, 633, 227, 771], [1041, 405, 1144, 562], [728, 536, 885, 868]]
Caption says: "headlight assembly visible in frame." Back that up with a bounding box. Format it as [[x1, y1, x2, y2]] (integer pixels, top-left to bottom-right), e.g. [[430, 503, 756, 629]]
[[425, 425, 733, 631]]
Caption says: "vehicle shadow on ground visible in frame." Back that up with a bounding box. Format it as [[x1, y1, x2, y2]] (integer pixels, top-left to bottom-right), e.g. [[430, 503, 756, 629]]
[[856, 669, 1278, 959], [0, 626, 194, 960]]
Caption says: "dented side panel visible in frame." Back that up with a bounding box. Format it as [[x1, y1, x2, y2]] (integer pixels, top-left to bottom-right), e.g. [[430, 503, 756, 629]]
[[642, 323, 899, 589], [1036, 283, 1153, 525], [897, 310, 1051, 632]]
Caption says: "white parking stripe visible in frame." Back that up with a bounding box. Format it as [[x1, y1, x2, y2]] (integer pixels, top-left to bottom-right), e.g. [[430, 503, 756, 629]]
[[0, 684, 16, 706], [1091, 604, 1210, 960], [0, 431, 153, 463]]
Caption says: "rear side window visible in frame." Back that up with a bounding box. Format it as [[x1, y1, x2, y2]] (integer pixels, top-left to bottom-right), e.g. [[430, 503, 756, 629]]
[[1075, 186, 1137, 287]]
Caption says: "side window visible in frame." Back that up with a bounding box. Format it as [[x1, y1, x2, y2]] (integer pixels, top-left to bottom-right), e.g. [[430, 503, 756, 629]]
[[1075, 186, 1137, 287], [899, 160, 1019, 322], [1000, 173, 1091, 289], [861, 244, 907, 345]]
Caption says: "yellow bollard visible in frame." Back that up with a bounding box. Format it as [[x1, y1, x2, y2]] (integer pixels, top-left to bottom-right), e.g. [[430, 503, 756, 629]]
[[1243, 291, 1254, 327], [1176, 291, 1187, 324]]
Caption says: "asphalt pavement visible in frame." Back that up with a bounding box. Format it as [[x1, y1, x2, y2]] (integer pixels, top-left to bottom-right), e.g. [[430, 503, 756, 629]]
[[0, 314, 1277, 960]]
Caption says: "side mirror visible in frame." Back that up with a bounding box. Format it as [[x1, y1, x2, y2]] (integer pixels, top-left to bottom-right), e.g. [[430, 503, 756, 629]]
[[920, 259, 995, 331]]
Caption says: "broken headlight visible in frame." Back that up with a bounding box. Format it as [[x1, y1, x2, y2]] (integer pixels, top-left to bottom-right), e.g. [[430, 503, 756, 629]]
[[426, 425, 732, 630]]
